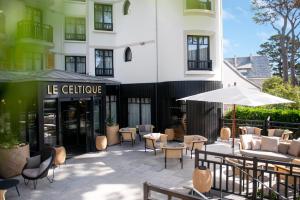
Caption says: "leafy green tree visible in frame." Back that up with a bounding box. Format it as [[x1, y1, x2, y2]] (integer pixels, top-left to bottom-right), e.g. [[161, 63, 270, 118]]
[[262, 77, 300, 109]]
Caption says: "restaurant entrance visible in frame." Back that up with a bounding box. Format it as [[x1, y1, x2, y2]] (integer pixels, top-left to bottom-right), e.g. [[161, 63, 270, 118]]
[[61, 100, 91, 155]]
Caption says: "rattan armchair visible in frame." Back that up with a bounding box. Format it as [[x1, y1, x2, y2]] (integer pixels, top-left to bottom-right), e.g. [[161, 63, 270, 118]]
[[184, 135, 206, 159], [144, 133, 168, 155], [268, 129, 293, 141], [119, 128, 137, 146], [239, 126, 262, 136]]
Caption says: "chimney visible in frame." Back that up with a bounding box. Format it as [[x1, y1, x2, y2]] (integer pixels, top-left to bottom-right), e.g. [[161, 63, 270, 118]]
[[234, 55, 237, 67]]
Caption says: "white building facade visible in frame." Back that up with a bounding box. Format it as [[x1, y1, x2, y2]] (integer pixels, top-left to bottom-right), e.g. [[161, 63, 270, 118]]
[[0, 0, 223, 150]]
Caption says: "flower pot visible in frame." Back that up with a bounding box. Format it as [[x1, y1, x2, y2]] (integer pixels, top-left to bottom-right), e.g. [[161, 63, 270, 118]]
[[0, 144, 30, 178], [96, 136, 107, 151], [106, 125, 119, 146], [54, 146, 66, 166], [220, 127, 231, 141], [192, 166, 212, 193]]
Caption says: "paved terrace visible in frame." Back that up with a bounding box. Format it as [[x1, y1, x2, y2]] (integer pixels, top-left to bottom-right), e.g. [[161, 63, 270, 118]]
[[5, 141, 245, 200]]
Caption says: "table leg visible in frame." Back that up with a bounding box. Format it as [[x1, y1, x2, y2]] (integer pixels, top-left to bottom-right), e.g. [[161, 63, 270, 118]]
[[15, 186, 20, 197]]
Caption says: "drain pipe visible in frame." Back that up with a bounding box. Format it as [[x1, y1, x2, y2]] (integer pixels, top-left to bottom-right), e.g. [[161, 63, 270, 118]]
[[155, 0, 159, 131]]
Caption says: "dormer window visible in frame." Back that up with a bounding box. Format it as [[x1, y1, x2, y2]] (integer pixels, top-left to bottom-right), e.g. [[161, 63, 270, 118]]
[[186, 0, 212, 10], [123, 0, 131, 15]]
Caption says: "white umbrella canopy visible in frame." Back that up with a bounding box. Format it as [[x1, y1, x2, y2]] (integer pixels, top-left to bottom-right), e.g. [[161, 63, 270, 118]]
[[178, 86, 294, 106], [178, 86, 294, 149]]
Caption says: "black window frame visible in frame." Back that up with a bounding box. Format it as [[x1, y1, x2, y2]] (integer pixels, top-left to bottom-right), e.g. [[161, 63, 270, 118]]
[[187, 35, 212, 71], [94, 3, 113, 31], [65, 56, 86, 74], [106, 95, 117, 123], [65, 17, 86, 41], [128, 97, 151, 125], [124, 47, 132, 62], [95, 49, 114, 77]]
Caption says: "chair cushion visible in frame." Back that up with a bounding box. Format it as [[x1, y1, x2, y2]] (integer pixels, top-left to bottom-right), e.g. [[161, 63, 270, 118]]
[[251, 139, 261, 150], [261, 136, 279, 152], [288, 140, 300, 157], [246, 127, 255, 135], [23, 168, 40, 178], [278, 143, 290, 154], [274, 129, 285, 137], [240, 134, 253, 150], [26, 155, 41, 169], [240, 150, 294, 162], [39, 157, 52, 173]]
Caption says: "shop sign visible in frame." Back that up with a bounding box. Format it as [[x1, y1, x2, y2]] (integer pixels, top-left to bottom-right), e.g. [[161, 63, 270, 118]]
[[47, 84, 102, 95]]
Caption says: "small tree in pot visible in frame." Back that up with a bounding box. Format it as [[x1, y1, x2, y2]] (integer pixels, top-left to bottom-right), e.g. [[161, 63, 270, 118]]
[[105, 115, 119, 146]]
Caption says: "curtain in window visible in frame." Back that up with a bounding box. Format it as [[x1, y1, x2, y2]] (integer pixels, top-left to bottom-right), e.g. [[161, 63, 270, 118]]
[[128, 99, 140, 127], [76, 57, 86, 73], [141, 103, 151, 125], [66, 57, 75, 72]]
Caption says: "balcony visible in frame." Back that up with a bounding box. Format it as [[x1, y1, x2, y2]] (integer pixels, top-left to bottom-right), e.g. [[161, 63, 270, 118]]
[[17, 20, 53, 45], [95, 68, 113, 77], [188, 60, 212, 71]]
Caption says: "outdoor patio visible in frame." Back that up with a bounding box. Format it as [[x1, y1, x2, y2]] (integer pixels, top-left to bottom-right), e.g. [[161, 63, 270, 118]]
[[4, 141, 245, 200]]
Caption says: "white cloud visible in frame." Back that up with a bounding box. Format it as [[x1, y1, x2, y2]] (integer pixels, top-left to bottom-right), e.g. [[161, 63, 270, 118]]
[[235, 6, 249, 16], [223, 38, 240, 55], [223, 9, 236, 21], [256, 31, 270, 41]]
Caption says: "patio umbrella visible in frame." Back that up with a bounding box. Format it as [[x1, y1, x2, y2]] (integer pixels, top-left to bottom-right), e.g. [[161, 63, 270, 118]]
[[178, 86, 294, 148]]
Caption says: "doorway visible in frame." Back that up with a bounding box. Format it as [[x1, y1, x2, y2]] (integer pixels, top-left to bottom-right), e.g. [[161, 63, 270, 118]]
[[61, 100, 91, 155]]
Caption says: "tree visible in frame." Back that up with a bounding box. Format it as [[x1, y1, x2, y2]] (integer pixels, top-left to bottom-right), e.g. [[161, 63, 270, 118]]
[[257, 34, 300, 78], [252, 0, 300, 85]]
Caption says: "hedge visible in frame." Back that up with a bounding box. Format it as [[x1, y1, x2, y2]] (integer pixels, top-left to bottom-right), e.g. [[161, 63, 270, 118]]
[[225, 107, 300, 123]]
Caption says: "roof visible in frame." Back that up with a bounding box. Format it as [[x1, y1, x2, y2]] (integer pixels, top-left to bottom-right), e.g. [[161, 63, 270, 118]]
[[223, 60, 261, 89], [0, 69, 120, 85], [225, 56, 272, 79]]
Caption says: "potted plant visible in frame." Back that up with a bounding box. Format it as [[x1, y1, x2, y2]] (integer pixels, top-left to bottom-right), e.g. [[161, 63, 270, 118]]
[[0, 131, 29, 178], [105, 115, 119, 146]]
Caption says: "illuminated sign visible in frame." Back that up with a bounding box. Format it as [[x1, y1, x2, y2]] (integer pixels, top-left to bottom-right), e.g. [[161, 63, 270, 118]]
[[47, 84, 102, 95]]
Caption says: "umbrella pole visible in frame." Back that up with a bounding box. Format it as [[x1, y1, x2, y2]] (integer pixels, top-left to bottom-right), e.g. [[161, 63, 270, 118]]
[[232, 104, 236, 149]]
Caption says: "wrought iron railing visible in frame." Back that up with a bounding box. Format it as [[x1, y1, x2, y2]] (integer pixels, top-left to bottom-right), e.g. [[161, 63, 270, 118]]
[[188, 60, 212, 71], [17, 20, 53, 43], [95, 68, 113, 76], [94, 22, 113, 31], [65, 33, 86, 41], [195, 150, 300, 200]]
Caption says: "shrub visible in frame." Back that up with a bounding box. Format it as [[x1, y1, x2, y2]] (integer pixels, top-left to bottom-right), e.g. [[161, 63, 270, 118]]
[[225, 106, 300, 123]]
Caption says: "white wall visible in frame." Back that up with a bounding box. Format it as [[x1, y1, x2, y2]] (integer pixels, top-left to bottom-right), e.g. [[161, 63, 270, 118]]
[[222, 61, 260, 91]]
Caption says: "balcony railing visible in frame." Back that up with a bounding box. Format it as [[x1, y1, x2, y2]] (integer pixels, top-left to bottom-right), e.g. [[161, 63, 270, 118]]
[[188, 60, 212, 71], [95, 68, 113, 76], [94, 22, 113, 31], [186, 0, 212, 10], [17, 20, 53, 43], [65, 33, 86, 41]]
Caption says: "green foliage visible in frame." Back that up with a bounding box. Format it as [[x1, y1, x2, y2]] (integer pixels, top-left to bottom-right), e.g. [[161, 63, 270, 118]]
[[257, 188, 278, 200], [0, 132, 21, 149], [262, 77, 300, 110], [105, 115, 117, 126], [225, 106, 300, 123]]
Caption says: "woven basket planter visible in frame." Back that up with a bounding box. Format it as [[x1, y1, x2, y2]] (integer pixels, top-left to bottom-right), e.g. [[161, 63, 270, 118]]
[[220, 127, 231, 141], [0, 144, 29, 178], [96, 136, 108, 151], [54, 146, 66, 166], [106, 125, 119, 146], [193, 166, 212, 193]]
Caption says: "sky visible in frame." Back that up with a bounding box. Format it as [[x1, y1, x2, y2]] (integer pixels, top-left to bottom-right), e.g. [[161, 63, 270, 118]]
[[222, 0, 275, 58]]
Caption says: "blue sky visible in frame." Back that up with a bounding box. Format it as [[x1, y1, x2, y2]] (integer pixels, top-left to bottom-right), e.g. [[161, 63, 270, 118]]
[[223, 0, 275, 58]]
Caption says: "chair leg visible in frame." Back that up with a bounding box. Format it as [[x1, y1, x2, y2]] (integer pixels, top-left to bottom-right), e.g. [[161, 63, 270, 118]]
[[33, 180, 37, 190], [186, 148, 187, 155], [165, 156, 167, 169], [24, 179, 29, 185], [190, 150, 193, 159], [15, 186, 20, 197], [181, 158, 183, 169]]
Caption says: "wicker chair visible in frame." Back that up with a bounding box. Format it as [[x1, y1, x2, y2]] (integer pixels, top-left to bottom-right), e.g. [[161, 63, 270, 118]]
[[136, 125, 154, 141], [184, 135, 205, 159], [268, 129, 293, 141], [164, 128, 175, 141], [22, 147, 56, 189], [119, 128, 137, 146], [144, 133, 168, 155], [239, 126, 262, 136]]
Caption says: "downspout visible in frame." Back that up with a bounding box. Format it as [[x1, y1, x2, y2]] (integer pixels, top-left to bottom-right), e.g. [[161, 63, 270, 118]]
[[155, 0, 159, 130]]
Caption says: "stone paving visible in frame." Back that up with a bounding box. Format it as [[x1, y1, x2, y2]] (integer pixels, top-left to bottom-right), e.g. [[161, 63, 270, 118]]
[[5, 140, 245, 200]]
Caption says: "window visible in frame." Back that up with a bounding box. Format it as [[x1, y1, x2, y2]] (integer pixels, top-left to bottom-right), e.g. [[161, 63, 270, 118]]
[[186, 0, 212, 10], [124, 47, 132, 62], [187, 35, 211, 70], [23, 52, 44, 70], [25, 6, 42, 23], [65, 56, 86, 74], [44, 99, 57, 147], [65, 17, 86, 41], [128, 98, 151, 127], [123, 0, 131, 15], [94, 4, 113, 31], [0, 12, 5, 33], [95, 49, 113, 76], [106, 96, 117, 124]]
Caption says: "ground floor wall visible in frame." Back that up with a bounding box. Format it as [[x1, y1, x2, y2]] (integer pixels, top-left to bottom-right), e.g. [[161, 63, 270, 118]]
[[107, 80, 222, 143]]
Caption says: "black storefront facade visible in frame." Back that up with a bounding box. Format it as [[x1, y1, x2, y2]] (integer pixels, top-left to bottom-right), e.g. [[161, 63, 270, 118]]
[[0, 70, 118, 154]]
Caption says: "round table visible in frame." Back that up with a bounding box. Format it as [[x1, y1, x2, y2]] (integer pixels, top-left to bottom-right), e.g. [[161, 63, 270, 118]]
[[0, 179, 20, 197]]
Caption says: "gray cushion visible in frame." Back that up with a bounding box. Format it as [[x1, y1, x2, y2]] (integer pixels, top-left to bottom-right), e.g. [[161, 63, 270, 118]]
[[288, 140, 300, 157], [240, 150, 294, 162], [26, 155, 41, 169], [251, 139, 261, 150], [22, 168, 40, 178], [274, 129, 284, 137], [240, 134, 253, 150], [261, 136, 279, 152], [278, 143, 290, 154], [39, 157, 52, 173], [246, 127, 255, 135]]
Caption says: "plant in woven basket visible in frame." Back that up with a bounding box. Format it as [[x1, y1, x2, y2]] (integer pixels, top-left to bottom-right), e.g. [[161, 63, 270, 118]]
[[106, 115, 118, 127]]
